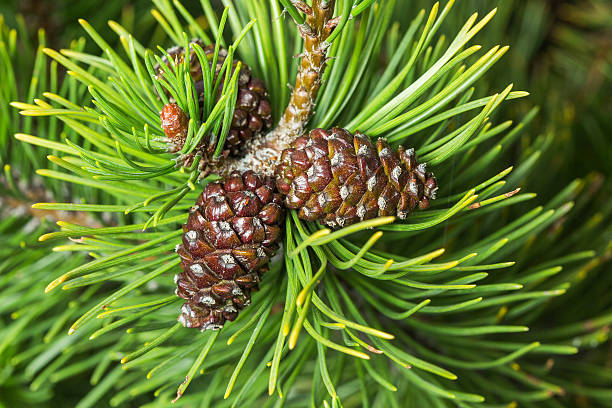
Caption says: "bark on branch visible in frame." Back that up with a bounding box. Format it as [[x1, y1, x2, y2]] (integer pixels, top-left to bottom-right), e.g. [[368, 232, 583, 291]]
[[219, 0, 337, 176], [282, 0, 336, 136]]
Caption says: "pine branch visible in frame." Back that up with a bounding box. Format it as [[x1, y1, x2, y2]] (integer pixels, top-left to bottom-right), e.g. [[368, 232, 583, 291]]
[[281, 0, 337, 135], [218, 0, 339, 176]]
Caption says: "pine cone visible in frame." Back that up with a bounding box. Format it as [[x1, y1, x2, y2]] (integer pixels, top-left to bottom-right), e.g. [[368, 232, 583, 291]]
[[175, 171, 284, 330], [160, 103, 189, 145], [275, 128, 437, 228], [156, 39, 273, 156]]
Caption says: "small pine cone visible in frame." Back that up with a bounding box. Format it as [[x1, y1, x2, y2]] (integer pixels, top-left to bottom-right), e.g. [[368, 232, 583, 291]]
[[275, 128, 438, 228], [175, 170, 284, 330], [156, 39, 273, 156], [160, 103, 189, 146]]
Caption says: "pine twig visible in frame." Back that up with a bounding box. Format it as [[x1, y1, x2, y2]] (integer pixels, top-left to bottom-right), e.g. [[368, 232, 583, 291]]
[[0, 173, 102, 227], [282, 0, 337, 135], [0, 195, 104, 228], [220, 0, 338, 176]]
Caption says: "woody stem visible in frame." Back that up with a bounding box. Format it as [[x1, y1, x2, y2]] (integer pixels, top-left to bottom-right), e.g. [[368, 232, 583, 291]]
[[277, 0, 337, 139], [218, 0, 337, 176]]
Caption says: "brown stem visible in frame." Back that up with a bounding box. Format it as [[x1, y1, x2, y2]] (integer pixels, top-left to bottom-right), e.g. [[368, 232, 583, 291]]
[[218, 0, 337, 176], [281, 0, 336, 135], [0, 195, 103, 228], [1, 172, 104, 227]]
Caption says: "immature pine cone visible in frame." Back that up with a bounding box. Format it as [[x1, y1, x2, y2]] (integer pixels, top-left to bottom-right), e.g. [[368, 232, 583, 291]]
[[275, 128, 437, 228], [175, 171, 284, 330], [160, 103, 189, 144], [156, 39, 272, 156]]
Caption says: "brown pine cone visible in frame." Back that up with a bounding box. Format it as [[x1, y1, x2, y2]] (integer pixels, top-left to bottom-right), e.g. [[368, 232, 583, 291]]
[[275, 128, 437, 228], [156, 39, 273, 156], [175, 170, 284, 330]]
